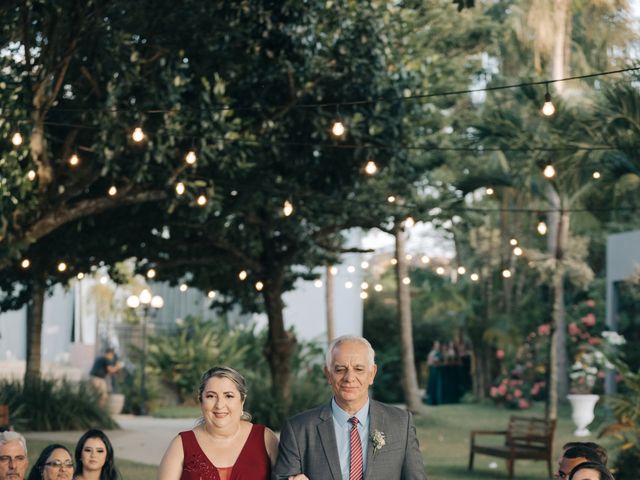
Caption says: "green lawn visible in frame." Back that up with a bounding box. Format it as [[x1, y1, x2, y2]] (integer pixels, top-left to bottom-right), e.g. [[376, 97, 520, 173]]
[[24, 402, 615, 480], [417, 402, 615, 480]]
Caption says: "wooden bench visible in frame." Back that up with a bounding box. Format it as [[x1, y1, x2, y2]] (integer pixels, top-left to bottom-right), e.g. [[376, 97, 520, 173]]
[[468, 415, 556, 478], [0, 404, 9, 429]]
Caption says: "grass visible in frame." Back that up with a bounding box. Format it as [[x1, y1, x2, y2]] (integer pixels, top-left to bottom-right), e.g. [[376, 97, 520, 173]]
[[416, 401, 616, 480], [151, 405, 201, 418], [23, 401, 616, 480]]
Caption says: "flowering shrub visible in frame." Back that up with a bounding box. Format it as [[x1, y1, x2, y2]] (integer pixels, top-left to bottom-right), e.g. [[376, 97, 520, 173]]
[[567, 300, 626, 394], [490, 325, 549, 409]]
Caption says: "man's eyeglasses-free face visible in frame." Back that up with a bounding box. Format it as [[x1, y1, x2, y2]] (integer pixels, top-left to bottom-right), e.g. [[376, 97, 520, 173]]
[[44, 461, 74, 470]]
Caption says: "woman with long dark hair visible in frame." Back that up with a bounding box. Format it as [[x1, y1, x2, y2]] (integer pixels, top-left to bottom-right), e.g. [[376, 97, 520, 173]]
[[73, 429, 120, 480]]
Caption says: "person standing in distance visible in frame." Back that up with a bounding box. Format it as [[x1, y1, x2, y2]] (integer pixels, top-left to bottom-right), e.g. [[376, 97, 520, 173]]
[[273, 334, 427, 480], [0, 431, 29, 480], [89, 347, 122, 407]]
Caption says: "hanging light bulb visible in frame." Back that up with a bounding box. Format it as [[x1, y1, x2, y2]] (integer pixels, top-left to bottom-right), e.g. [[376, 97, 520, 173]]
[[57, 262, 67, 272], [543, 164, 556, 178], [502, 269, 512, 278], [77, 272, 85, 280], [255, 281, 264, 291], [11, 132, 23, 146], [360, 261, 369, 269], [185, 150, 197, 165], [470, 273, 480, 282], [146, 268, 156, 279], [592, 171, 601, 179], [329, 266, 338, 276], [175, 182, 185, 195], [360, 291, 369, 300], [21, 258, 30, 269], [513, 246, 523, 256], [108, 185, 117, 196], [421, 255, 430, 264], [404, 217, 415, 228], [364, 160, 378, 175], [374, 284, 383, 292], [390, 258, 398, 265], [486, 187, 494, 195], [283, 200, 293, 216], [238, 270, 247, 280], [345, 281, 353, 289], [457, 266, 466, 275], [436, 266, 445, 275], [27, 170, 36, 181], [196, 194, 207, 206], [314, 279, 323, 288], [179, 283, 188, 292], [131, 127, 145, 142], [207, 290, 216, 299], [510, 238, 518, 246], [402, 277, 411, 285], [405, 254, 412, 261], [68, 154, 80, 167], [541, 84, 556, 116], [537, 221, 548, 235], [330, 119, 346, 138], [387, 195, 396, 203]]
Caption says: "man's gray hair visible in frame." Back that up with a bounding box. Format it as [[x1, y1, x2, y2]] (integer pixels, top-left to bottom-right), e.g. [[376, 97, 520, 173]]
[[0, 431, 27, 454], [325, 335, 376, 370]]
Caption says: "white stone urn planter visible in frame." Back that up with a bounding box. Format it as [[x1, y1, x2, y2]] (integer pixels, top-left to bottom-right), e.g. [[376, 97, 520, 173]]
[[567, 394, 599, 436], [107, 393, 125, 415]]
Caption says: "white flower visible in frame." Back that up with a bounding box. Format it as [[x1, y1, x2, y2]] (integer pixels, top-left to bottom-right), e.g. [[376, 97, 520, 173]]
[[602, 331, 626, 346], [370, 430, 386, 453]]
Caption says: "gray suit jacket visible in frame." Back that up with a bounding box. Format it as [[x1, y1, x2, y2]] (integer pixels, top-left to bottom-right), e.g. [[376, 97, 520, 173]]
[[272, 400, 427, 480]]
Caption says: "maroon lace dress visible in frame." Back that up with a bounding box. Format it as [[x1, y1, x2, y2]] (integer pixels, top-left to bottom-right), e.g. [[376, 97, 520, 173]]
[[179, 424, 270, 480]]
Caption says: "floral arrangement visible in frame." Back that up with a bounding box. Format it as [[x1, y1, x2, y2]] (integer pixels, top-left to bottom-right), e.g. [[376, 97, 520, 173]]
[[567, 300, 626, 394], [490, 324, 549, 409]]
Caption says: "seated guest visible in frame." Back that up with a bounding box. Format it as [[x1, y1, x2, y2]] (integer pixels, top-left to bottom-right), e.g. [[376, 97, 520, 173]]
[[568, 461, 615, 480], [158, 366, 278, 480], [557, 446, 603, 480], [0, 431, 29, 480], [562, 442, 608, 467], [27, 444, 74, 480], [74, 429, 120, 480]]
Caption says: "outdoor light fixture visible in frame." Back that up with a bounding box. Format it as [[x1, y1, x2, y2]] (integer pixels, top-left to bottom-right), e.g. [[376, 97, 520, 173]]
[[513, 247, 523, 256], [330, 119, 346, 139], [374, 284, 383, 292], [541, 84, 556, 116], [196, 194, 207, 206], [470, 273, 480, 282], [185, 150, 197, 165], [364, 160, 378, 175], [238, 270, 247, 281], [207, 290, 216, 299], [11, 132, 23, 146], [126, 288, 163, 415], [68, 154, 80, 166], [27, 170, 36, 181], [592, 171, 601, 179], [543, 164, 556, 178], [57, 262, 67, 272], [387, 195, 396, 203], [108, 185, 117, 196], [20, 259, 30, 269], [131, 127, 145, 142], [255, 281, 264, 291], [175, 182, 185, 195], [537, 221, 548, 235], [502, 269, 512, 278], [283, 200, 293, 216], [457, 266, 466, 275]]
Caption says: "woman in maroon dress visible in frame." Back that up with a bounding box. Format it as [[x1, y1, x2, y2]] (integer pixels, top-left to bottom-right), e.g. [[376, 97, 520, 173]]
[[158, 366, 278, 480]]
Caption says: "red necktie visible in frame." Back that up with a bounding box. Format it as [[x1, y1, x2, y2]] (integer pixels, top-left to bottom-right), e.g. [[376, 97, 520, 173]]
[[349, 416, 363, 480]]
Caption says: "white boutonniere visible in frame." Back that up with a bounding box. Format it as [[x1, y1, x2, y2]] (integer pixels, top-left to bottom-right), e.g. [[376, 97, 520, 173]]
[[370, 430, 386, 455]]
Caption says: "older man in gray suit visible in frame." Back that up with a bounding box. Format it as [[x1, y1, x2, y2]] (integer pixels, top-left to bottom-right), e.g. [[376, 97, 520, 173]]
[[273, 335, 427, 480]]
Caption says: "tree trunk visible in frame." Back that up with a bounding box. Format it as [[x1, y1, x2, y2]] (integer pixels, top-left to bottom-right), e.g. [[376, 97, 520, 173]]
[[262, 277, 296, 424], [24, 277, 46, 385], [393, 223, 423, 413], [326, 265, 335, 343]]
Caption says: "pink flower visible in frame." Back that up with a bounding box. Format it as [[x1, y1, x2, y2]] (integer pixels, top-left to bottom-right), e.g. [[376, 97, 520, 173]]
[[498, 385, 507, 395], [518, 399, 530, 409], [531, 384, 540, 396], [496, 349, 505, 359], [514, 389, 523, 398], [568, 322, 581, 336], [581, 313, 596, 327], [585, 299, 595, 307], [490, 387, 498, 397], [537, 324, 551, 336], [588, 337, 601, 346]]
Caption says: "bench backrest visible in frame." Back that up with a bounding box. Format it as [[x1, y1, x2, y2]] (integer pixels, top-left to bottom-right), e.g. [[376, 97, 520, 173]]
[[505, 415, 556, 451], [0, 404, 9, 426]]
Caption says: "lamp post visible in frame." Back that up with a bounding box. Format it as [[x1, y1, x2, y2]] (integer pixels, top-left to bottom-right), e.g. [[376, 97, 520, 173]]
[[126, 288, 163, 415]]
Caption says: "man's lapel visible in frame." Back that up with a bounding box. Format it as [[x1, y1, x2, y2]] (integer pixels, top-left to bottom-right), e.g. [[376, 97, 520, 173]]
[[316, 402, 342, 480], [364, 400, 385, 480]]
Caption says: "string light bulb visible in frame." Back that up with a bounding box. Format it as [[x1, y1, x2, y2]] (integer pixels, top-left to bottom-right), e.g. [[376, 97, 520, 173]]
[[502, 269, 512, 278], [108, 185, 117, 196], [402, 277, 411, 285], [196, 194, 207, 206], [510, 238, 518, 246], [360, 291, 369, 300], [208, 290, 216, 299], [255, 281, 264, 291], [592, 171, 601, 179], [374, 284, 383, 292], [175, 182, 185, 195], [347, 265, 356, 273], [21, 259, 30, 269], [283, 200, 293, 217], [360, 261, 369, 269], [131, 127, 145, 142], [387, 195, 396, 203], [330, 119, 346, 139], [543, 164, 556, 178], [238, 270, 247, 281], [404, 217, 415, 228], [361, 282, 369, 290], [390, 258, 398, 265], [421, 255, 430, 264], [146, 268, 156, 279], [345, 281, 353, 289], [185, 150, 197, 165], [57, 262, 67, 272], [457, 266, 466, 275], [314, 279, 323, 288], [27, 170, 36, 181], [541, 84, 556, 116], [486, 187, 494, 195], [436, 266, 445, 275], [77, 272, 85, 280], [513, 246, 523, 256], [470, 273, 480, 282], [537, 221, 548, 235], [364, 160, 378, 175], [329, 266, 338, 275], [179, 283, 188, 292], [11, 132, 23, 146], [68, 154, 80, 167]]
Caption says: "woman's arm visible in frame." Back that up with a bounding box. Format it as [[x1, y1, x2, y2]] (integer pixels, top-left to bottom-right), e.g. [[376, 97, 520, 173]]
[[264, 427, 279, 466], [157, 435, 184, 480]]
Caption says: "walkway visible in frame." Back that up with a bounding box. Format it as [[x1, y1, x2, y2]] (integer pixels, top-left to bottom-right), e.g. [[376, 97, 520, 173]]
[[24, 415, 196, 466]]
